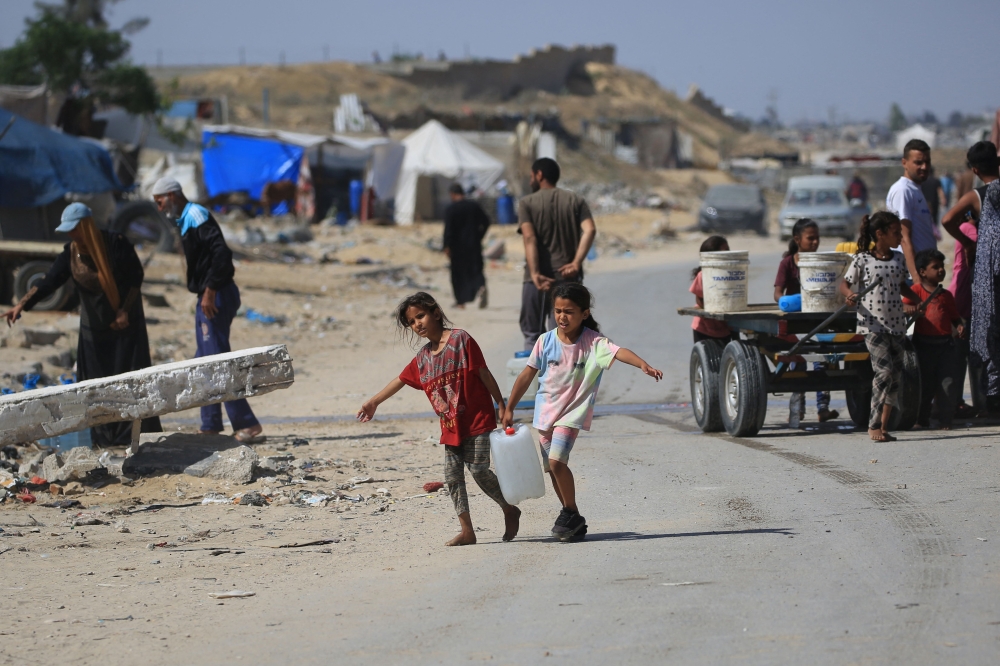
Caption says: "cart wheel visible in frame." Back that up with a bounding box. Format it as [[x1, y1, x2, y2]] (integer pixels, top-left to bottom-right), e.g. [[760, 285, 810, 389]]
[[690, 340, 725, 432], [718, 341, 768, 437], [888, 338, 921, 431], [845, 360, 874, 429], [14, 261, 74, 311]]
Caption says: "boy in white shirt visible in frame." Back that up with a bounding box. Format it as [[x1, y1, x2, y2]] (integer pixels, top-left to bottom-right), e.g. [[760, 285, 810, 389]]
[[886, 139, 937, 282]]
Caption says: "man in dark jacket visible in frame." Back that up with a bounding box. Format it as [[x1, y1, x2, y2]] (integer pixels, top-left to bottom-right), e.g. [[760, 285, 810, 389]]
[[152, 178, 264, 443], [443, 183, 490, 309]]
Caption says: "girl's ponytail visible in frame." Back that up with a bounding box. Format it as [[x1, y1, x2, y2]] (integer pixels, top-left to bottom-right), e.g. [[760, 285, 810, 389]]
[[551, 282, 600, 334], [855, 214, 871, 255]]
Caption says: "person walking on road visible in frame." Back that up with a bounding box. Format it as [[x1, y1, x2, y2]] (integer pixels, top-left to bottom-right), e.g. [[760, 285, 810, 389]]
[[942, 141, 999, 416], [152, 177, 264, 443], [518, 158, 596, 349], [357, 292, 520, 546], [886, 139, 938, 282], [970, 178, 1000, 414], [504, 283, 662, 542], [2, 203, 162, 446], [442, 183, 490, 309]]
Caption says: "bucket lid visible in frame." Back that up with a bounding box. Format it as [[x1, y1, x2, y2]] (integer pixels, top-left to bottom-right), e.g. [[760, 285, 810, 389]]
[[700, 251, 749, 262]]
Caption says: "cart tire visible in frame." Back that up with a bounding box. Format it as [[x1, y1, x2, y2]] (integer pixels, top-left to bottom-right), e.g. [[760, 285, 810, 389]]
[[888, 338, 921, 431], [718, 341, 768, 437], [111, 200, 176, 253], [845, 360, 874, 429], [690, 340, 725, 432], [13, 261, 74, 311]]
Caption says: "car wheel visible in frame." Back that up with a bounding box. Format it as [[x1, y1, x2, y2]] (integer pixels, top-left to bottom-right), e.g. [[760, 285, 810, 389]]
[[111, 201, 177, 253], [13, 261, 74, 311], [690, 340, 725, 432], [718, 341, 769, 437]]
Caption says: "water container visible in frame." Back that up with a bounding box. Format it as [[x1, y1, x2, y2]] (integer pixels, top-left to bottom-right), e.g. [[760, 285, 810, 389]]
[[496, 195, 516, 225], [506, 350, 539, 409], [798, 252, 851, 312], [349, 180, 364, 216], [778, 293, 802, 312], [39, 428, 92, 452], [699, 251, 750, 312], [489, 424, 545, 505]]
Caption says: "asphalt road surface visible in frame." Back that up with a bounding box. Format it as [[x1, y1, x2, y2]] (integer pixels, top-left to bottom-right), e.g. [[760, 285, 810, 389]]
[[196, 254, 1000, 663]]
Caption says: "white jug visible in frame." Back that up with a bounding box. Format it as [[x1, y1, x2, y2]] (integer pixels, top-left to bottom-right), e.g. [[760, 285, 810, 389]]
[[505, 351, 539, 409], [489, 424, 546, 505]]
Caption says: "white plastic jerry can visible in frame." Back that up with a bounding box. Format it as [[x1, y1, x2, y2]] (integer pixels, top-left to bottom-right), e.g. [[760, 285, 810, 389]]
[[489, 424, 546, 505], [506, 350, 539, 409]]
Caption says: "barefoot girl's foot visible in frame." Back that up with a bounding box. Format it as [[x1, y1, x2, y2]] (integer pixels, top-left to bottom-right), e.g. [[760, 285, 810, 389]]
[[869, 428, 886, 441], [880, 429, 897, 442], [446, 531, 477, 546], [502, 506, 521, 542]]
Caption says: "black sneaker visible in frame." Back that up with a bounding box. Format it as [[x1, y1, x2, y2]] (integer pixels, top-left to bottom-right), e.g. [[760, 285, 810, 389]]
[[551, 507, 574, 537], [552, 510, 587, 542]]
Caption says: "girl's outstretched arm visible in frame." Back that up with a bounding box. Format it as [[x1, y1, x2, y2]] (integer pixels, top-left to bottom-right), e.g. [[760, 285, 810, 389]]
[[477, 367, 506, 424], [357, 378, 406, 422], [615, 348, 663, 381], [502, 366, 538, 428]]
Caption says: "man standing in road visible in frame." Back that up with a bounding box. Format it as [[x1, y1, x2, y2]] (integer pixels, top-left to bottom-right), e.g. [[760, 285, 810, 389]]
[[151, 177, 265, 443], [886, 139, 937, 282], [518, 158, 596, 349], [443, 183, 490, 309]]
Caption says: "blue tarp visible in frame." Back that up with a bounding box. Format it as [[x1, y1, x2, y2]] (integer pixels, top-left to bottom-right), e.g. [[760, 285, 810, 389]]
[[201, 131, 302, 203], [0, 108, 122, 208]]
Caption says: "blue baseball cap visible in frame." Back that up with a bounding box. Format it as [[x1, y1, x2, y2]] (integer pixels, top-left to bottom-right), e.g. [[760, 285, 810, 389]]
[[55, 202, 93, 232]]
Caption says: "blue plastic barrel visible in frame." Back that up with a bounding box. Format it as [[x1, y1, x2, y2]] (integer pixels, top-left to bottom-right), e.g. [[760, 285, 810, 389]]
[[496, 195, 516, 225], [349, 180, 364, 216]]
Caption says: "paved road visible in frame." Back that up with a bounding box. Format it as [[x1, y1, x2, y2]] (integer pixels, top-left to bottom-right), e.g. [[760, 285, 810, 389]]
[[196, 255, 1000, 663]]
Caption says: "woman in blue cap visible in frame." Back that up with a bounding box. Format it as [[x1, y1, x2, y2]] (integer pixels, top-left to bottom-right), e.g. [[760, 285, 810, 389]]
[[2, 203, 161, 446]]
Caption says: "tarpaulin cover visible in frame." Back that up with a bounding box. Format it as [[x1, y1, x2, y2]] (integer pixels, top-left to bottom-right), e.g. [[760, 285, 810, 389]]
[[0, 108, 122, 208], [201, 131, 303, 200]]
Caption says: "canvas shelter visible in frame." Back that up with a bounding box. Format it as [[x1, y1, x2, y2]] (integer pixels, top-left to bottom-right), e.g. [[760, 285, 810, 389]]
[[395, 120, 505, 224], [200, 125, 403, 221]]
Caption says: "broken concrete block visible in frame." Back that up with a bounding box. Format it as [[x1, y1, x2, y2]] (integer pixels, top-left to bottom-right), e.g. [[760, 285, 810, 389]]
[[20, 327, 64, 348], [18, 451, 47, 477], [41, 453, 63, 482], [0, 345, 293, 446], [123, 433, 242, 477], [257, 455, 293, 474], [55, 447, 104, 482], [184, 445, 258, 485]]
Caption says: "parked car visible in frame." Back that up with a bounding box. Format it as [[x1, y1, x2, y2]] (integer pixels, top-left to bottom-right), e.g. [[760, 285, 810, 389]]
[[779, 175, 865, 240], [697, 184, 767, 235]]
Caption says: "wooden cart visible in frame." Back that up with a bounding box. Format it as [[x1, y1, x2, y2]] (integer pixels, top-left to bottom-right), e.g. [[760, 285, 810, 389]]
[[678, 304, 920, 436]]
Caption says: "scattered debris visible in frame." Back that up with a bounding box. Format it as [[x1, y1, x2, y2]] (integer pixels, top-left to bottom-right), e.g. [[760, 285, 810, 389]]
[[422, 481, 444, 493], [208, 590, 255, 599], [239, 491, 267, 506]]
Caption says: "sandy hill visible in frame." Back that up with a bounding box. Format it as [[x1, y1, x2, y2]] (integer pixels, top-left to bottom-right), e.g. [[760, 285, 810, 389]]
[[157, 59, 788, 172]]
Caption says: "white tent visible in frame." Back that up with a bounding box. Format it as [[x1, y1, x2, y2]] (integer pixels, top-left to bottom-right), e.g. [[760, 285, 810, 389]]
[[395, 120, 505, 225], [895, 123, 937, 152]]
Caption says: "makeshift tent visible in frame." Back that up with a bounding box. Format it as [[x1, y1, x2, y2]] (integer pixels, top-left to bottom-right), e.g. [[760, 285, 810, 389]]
[[395, 120, 505, 225], [895, 123, 937, 152], [200, 125, 403, 220], [0, 108, 121, 208]]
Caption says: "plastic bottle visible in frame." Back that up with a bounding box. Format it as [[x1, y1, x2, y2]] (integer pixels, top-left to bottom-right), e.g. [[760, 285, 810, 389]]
[[489, 424, 545, 504]]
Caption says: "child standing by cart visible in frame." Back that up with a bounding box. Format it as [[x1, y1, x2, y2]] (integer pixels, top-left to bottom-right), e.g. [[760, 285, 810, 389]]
[[839, 212, 923, 441], [503, 283, 662, 541], [773, 218, 840, 426], [357, 292, 521, 546], [904, 249, 965, 429], [689, 235, 733, 343]]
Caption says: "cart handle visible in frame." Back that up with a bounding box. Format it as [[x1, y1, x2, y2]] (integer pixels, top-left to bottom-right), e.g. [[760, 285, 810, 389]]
[[773, 277, 882, 379]]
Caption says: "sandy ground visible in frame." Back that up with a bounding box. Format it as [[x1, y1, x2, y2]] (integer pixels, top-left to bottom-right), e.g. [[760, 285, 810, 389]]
[[0, 212, 815, 663]]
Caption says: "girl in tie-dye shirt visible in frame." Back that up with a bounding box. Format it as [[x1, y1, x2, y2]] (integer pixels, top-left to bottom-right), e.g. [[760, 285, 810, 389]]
[[504, 283, 662, 542]]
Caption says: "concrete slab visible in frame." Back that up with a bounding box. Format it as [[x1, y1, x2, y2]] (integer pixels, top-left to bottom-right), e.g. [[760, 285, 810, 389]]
[[121, 433, 243, 476], [0, 345, 293, 446]]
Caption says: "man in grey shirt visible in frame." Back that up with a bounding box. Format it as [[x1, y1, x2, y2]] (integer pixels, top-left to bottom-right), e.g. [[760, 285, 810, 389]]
[[518, 158, 597, 348]]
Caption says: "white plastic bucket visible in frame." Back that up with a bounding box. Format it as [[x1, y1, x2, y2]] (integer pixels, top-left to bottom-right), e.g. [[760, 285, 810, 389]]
[[799, 252, 851, 312], [489, 424, 546, 505], [506, 351, 539, 409], [700, 251, 750, 313]]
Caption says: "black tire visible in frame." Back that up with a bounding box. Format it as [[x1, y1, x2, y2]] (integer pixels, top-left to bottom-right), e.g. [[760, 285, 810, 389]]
[[690, 340, 725, 432], [888, 338, 921, 431], [13, 261, 74, 311], [844, 360, 874, 429], [718, 341, 769, 437], [111, 200, 176, 253]]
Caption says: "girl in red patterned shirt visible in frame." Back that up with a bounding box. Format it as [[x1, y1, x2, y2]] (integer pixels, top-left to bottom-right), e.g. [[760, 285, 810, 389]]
[[358, 292, 520, 546]]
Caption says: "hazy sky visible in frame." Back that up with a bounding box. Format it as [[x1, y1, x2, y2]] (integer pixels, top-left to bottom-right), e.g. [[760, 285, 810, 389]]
[[2, 0, 994, 123]]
